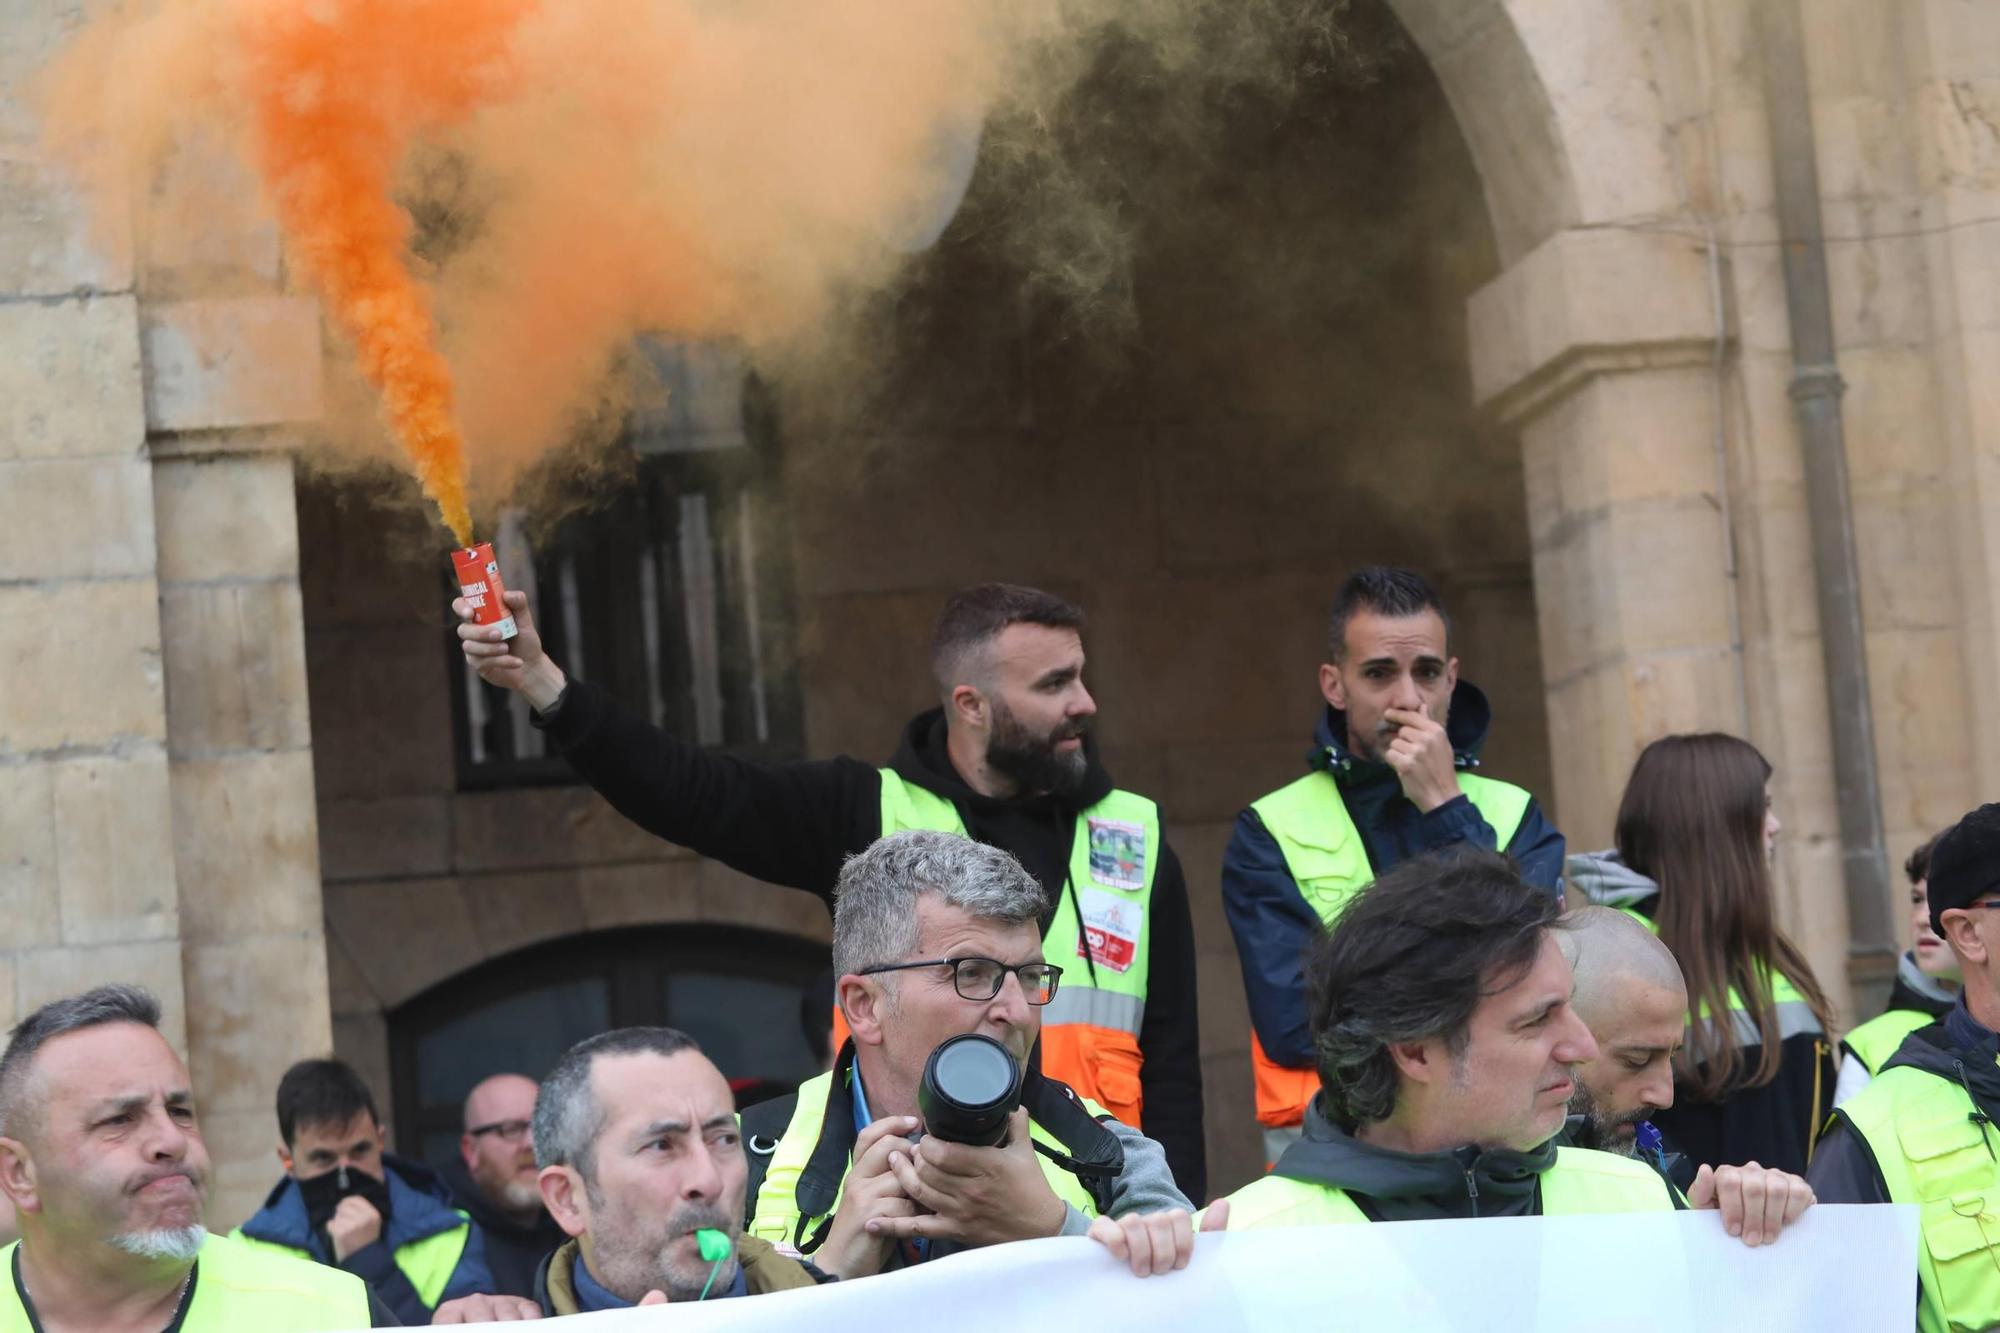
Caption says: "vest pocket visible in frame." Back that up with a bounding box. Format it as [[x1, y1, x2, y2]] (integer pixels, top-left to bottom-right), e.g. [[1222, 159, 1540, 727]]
[[1920, 1194, 2000, 1328], [1900, 1116, 1997, 1201]]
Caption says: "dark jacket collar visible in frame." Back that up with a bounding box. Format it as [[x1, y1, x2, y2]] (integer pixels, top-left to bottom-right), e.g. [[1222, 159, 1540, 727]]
[[1312, 680, 1495, 785], [436, 1154, 566, 1247], [240, 1154, 468, 1257], [1271, 1096, 1558, 1221], [1882, 995, 2000, 1117], [887, 708, 1115, 812]]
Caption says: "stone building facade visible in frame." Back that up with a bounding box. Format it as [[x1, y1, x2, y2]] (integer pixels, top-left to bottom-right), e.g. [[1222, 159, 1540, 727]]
[[6, 0, 1998, 1218]]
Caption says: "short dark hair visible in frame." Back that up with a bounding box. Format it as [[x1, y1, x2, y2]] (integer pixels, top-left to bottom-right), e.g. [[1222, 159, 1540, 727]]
[[1308, 850, 1560, 1132], [930, 583, 1085, 694], [534, 1028, 701, 1182], [275, 1059, 379, 1148], [0, 984, 164, 1139], [1907, 830, 1946, 886], [1326, 565, 1450, 662]]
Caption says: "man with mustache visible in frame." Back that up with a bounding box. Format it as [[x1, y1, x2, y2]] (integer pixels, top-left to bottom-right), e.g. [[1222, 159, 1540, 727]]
[[1221, 566, 1565, 1161], [0, 985, 382, 1330], [460, 581, 1204, 1195], [235, 1058, 492, 1325], [432, 1028, 830, 1322], [439, 1074, 566, 1300], [1559, 907, 1816, 1240]]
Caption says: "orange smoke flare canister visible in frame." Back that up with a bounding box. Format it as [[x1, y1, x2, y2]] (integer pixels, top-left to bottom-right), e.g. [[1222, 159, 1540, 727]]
[[452, 543, 518, 642]]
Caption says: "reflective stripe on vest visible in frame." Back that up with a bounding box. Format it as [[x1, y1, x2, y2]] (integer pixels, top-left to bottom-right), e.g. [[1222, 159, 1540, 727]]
[[1244, 771, 1534, 1130], [876, 770, 1159, 1126], [230, 1222, 469, 1313], [1210, 1146, 1678, 1229], [746, 1067, 1106, 1247], [0, 1233, 373, 1333], [1840, 1063, 2000, 1333], [1842, 1008, 1935, 1077]]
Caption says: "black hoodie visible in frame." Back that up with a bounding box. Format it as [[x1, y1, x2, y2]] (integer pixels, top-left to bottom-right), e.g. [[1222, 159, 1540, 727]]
[[536, 677, 1206, 1198], [436, 1155, 568, 1301]]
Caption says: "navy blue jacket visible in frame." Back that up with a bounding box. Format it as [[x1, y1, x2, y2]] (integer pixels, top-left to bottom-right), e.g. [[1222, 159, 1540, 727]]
[[1222, 683, 1566, 1067], [238, 1155, 492, 1326]]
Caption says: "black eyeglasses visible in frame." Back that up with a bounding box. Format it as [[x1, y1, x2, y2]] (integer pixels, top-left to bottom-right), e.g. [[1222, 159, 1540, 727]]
[[857, 956, 1063, 1005], [467, 1118, 533, 1143]]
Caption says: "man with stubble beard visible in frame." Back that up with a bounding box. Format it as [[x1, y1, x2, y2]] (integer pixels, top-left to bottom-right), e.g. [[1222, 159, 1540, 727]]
[[0, 986, 384, 1330], [1560, 906, 1814, 1243], [458, 582, 1204, 1196]]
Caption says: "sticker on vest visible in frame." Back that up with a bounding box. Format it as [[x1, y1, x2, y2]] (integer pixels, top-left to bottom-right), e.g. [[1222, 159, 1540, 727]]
[[1077, 887, 1143, 972], [1087, 817, 1147, 889]]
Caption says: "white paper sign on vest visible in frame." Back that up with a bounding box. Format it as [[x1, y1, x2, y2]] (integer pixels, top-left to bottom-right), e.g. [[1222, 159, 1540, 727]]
[[389, 1205, 1918, 1331]]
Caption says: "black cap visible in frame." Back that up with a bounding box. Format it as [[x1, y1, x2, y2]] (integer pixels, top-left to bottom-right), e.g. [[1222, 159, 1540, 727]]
[[1928, 804, 2000, 937]]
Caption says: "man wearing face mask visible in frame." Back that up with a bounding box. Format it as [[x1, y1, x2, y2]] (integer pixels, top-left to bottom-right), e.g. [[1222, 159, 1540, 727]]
[[1222, 566, 1565, 1161], [459, 581, 1204, 1195], [235, 1058, 492, 1325]]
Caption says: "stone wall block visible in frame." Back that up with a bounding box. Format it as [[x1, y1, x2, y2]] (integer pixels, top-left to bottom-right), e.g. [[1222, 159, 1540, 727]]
[[0, 154, 132, 297], [159, 582, 312, 756], [0, 582, 164, 753], [695, 861, 832, 944], [171, 752, 323, 942], [322, 878, 482, 1009], [318, 797, 452, 883], [0, 455, 156, 580], [0, 765, 62, 949], [577, 862, 704, 932], [200, 1107, 283, 1234], [17, 940, 187, 1051], [153, 454, 301, 581], [183, 934, 331, 1115], [463, 870, 589, 962], [0, 295, 145, 460], [1601, 499, 1736, 658], [450, 787, 690, 876], [139, 141, 282, 297], [141, 295, 323, 433], [1468, 229, 1716, 409], [53, 750, 178, 946], [1865, 626, 1978, 836]]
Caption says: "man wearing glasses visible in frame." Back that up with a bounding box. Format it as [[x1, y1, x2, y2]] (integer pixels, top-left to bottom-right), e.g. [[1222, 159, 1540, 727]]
[[744, 832, 1200, 1279], [440, 1074, 568, 1299], [1811, 804, 2000, 1333]]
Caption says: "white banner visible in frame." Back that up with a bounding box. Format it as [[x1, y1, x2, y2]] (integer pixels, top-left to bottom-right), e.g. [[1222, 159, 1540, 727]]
[[406, 1205, 1918, 1331]]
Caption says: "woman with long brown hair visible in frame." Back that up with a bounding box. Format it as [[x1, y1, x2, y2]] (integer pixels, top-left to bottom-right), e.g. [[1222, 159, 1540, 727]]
[[1566, 733, 1837, 1176]]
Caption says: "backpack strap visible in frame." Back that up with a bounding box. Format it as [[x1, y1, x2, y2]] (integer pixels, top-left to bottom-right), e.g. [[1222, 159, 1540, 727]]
[[738, 1092, 799, 1231]]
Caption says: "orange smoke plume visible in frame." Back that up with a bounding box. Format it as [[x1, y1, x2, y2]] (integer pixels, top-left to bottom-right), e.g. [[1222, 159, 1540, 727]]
[[234, 0, 539, 545]]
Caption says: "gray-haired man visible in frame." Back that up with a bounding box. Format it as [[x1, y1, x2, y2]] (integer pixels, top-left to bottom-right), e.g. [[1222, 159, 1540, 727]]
[[741, 830, 1205, 1281], [434, 1027, 828, 1322], [0, 985, 380, 1330]]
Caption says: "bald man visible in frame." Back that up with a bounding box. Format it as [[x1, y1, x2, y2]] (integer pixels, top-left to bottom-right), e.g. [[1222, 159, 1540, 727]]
[[440, 1075, 566, 1299], [1559, 908, 1816, 1244]]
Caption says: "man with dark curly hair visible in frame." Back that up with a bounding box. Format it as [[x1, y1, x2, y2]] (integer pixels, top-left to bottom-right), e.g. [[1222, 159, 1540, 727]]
[[1210, 851, 1809, 1244]]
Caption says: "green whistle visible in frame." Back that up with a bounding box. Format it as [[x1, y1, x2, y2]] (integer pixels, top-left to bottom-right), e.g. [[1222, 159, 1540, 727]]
[[695, 1228, 731, 1263]]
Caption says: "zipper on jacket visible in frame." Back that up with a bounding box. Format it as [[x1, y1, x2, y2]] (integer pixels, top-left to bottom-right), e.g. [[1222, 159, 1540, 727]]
[[1463, 1166, 1480, 1217]]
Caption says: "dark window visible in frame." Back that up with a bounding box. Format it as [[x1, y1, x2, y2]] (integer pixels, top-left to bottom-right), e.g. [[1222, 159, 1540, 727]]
[[388, 926, 828, 1167], [449, 342, 803, 788]]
